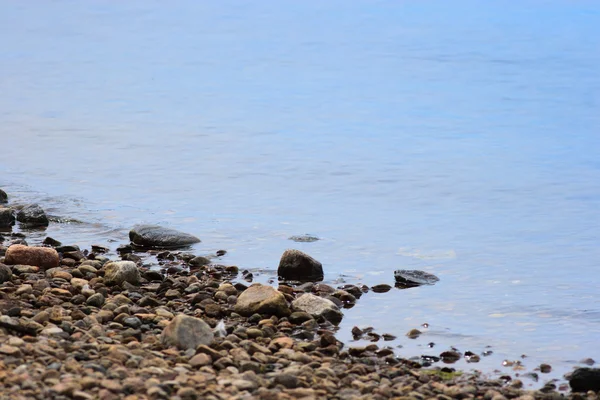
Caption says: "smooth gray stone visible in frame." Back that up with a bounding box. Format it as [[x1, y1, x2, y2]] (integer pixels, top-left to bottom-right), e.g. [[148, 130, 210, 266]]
[[129, 224, 200, 249]]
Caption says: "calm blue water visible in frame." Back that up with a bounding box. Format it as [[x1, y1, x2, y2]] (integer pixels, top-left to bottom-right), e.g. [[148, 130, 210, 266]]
[[2, 1, 600, 385]]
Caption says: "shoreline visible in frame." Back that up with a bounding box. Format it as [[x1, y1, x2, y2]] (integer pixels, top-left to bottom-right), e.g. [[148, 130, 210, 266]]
[[0, 190, 596, 399]]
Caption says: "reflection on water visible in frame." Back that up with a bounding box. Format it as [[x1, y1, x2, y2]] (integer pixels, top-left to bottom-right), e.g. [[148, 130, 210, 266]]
[[1, 0, 600, 383]]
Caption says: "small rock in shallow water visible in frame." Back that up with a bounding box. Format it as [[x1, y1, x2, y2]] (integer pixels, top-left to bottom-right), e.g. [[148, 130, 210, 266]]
[[91, 244, 109, 253], [277, 249, 323, 281], [394, 269, 439, 287], [5, 244, 59, 269], [371, 284, 392, 293], [464, 351, 480, 363], [0, 189, 7, 203], [440, 350, 461, 363], [189, 256, 211, 268], [129, 224, 200, 249], [539, 363, 552, 373], [288, 234, 320, 243], [351, 326, 363, 339], [406, 329, 422, 339], [42, 237, 62, 247]]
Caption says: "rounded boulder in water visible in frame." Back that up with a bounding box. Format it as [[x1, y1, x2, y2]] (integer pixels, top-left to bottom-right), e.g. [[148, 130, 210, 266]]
[[16, 204, 49, 227], [129, 224, 201, 249], [277, 249, 324, 281]]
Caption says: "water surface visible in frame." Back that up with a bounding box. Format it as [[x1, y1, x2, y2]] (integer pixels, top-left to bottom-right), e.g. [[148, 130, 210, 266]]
[[2, 0, 600, 386]]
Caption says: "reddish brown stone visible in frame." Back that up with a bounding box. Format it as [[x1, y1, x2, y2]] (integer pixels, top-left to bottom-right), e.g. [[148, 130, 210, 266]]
[[4, 244, 59, 269]]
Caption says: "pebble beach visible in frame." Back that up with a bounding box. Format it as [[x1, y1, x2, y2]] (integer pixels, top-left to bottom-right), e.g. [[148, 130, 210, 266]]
[[1, 190, 599, 400]]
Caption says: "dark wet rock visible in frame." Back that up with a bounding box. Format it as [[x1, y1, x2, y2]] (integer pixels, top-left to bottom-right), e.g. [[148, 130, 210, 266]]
[[288, 234, 320, 243], [64, 250, 85, 261], [323, 295, 343, 308], [406, 328, 422, 339], [394, 269, 439, 287], [129, 224, 200, 249], [539, 363, 552, 373], [0, 189, 7, 203], [464, 351, 480, 363], [288, 311, 313, 324], [371, 284, 392, 293], [277, 249, 323, 281], [42, 237, 62, 247], [332, 290, 356, 306], [143, 270, 163, 281], [121, 253, 142, 263], [161, 314, 214, 350], [0, 208, 15, 228], [5, 244, 59, 269], [234, 283, 290, 317], [16, 204, 49, 227], [216, 249, 227, 256], [117, 244, 133, 254], [338, 284, 363, 299], [291, 293, 343, 325], [274, 373, 299, 388], [440, 350, 461, 363], [55, 245, 80, 253], [189, 256, 211, 268], [569, 367, 600, 392], [91, 244, 109, 253], [103, 261, 141, 286], [351, 326, 364, 339], [86, 293, 105, 308], [0, 263, 12, 283], [312, 283, 335, 294]]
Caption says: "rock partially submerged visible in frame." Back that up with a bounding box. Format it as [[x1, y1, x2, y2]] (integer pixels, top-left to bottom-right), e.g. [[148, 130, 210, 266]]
[[394, 269, 439, 288], [4, 244, 59, 269], [234, 283, 290, 317], [161, 314, 214, 350], [0, 189, 7, 203], [278, 249, 323, 281], [129, 224, 200, 249], [291, 293, 343, 325], [288, 234, 320, 243], [569, 367, 600, 392], [0, 208, 15, 228], [16, 204, 49, 227]]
